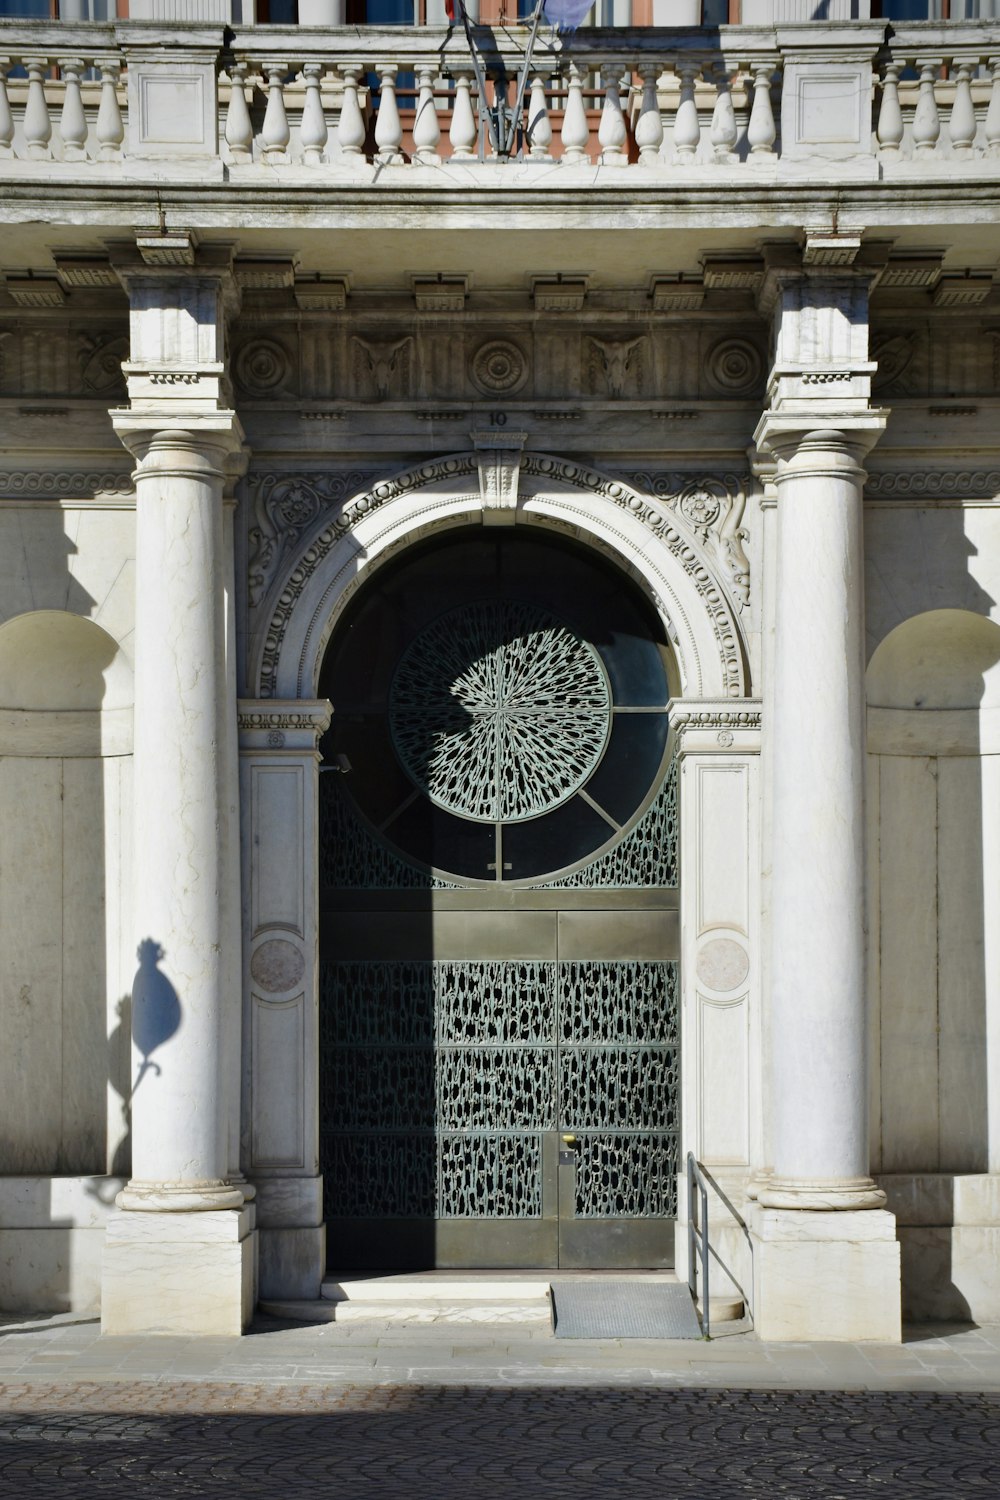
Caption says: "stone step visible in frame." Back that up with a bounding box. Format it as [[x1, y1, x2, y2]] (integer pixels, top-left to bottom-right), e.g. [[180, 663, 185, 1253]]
[[262, 1270, 697, 1326]]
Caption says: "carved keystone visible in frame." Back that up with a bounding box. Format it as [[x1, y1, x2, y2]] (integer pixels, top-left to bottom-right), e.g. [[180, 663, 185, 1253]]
[[470, 429, 528, 527]]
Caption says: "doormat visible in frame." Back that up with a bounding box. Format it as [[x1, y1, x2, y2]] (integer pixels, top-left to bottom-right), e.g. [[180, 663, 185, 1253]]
[[550, 1280, 702, 1340]]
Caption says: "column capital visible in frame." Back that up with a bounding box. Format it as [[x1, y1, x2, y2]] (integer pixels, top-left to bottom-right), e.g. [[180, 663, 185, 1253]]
[[753, 413, 887, 470], [111, 416, 245, 475], [238, 698, 332, 754], [670, 698, 762, 756]]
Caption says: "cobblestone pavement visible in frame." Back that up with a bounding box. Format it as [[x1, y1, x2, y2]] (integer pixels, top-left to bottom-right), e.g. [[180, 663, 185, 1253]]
[[0, 1383, 997, 1497], [2, 1318, 1000, 1496]]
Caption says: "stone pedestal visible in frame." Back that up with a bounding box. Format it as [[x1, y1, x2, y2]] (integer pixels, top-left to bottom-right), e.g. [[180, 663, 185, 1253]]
[[102, 1206, 255, 1337], [750, 1203, 902, 1342]]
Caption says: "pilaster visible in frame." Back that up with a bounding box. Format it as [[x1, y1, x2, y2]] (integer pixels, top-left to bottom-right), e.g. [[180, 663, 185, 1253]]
[[238, 700, 332, 1301], [672, 701, 761, 1322]]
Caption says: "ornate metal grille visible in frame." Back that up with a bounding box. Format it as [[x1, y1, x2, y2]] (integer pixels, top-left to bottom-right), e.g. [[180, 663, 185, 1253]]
[[320, 958, 677, 1222], [389, 600, 611, 822]]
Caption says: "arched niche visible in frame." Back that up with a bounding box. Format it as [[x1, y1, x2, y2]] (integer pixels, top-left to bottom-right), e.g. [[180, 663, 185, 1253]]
[[0, 609, 134, 1176], [0, 610, 133, 757], [866, 607, 1000, 1183], [250, 454, 749, 703]]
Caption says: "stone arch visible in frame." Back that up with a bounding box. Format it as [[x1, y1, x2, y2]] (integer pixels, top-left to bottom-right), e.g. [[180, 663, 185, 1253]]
[[251, 452, 750, 701]]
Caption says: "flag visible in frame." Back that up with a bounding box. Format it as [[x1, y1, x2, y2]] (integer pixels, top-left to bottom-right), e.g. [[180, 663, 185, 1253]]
[[542, 0, 594, 31]]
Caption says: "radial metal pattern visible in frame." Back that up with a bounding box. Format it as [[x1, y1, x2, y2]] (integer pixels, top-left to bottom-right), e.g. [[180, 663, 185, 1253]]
[[389, 600, 611, 823]]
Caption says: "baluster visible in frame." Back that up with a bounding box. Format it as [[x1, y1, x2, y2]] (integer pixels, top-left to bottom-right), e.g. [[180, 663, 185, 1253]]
[[672, 61, 701, 161], [709, 64, 738, 163], [374, 63, 404, 164], [598, 67, 627, 166], [634, 63, 663, 166], [23, 57, 53, 160], [526, 72, 552, 160], [912, 59, 941, 155], [57, 56, 87, 161], [261, 63, 291, 162], [337, 65, 367, 158], [225, 60, 253, 162], [449, 69, 477, 160], [95, 60, 124, 161], [948, 57, 977, 157], [987, 55, 1000, 157], [412, 64, 441, 165], [876, 60, 904, 155], [560, 63, 590, 165], [0, 62, 14, 159], [300, 62, 328, 166], [746, 61, 776, 155]]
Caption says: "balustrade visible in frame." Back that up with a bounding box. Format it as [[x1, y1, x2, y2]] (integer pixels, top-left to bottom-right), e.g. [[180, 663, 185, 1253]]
[[1, 19, 1000, 176], [875, 31, 1000, 161]]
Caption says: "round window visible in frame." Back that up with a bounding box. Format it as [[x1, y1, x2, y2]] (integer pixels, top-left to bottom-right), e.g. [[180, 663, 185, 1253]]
[[319, 529, 674, 885]]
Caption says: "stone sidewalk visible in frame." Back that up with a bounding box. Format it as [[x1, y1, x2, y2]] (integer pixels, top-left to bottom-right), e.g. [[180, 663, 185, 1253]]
[[2, 1313, 1000, 1399]]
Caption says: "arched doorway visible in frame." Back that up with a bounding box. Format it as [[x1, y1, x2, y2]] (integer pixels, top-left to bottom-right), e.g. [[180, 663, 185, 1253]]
[[316, 526, 681, 1269]]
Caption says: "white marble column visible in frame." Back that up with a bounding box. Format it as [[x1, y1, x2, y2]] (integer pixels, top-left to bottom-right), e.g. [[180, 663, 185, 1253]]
[[102, 245, 255, 1336], [760, 426, 885, 1210], [748, 248, 901, 1341]]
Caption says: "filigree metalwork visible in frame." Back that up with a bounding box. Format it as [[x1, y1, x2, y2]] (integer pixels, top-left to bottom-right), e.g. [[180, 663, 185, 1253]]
[[573, 1134, 678, 1218], [542, 754, 678, 889], [321, 957, 678, 1223], [389, 600, 611, 823], [318, 775, 459, 890]]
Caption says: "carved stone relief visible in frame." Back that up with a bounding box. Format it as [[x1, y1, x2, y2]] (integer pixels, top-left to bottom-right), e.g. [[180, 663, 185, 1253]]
[[233, 337, 293, 397], [246, 469, 383, 607], [620, 471, 751, 609], [352, 335, 413, 401], [470, 339, 528, 396], [588, 336, 644, 399], [78, 333, 128, 397], [703, 337, 765, 397]]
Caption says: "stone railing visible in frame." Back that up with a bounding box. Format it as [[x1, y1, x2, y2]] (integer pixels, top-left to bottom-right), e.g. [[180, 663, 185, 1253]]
[[0, 19, 999, 177], [875, 25, 1000, 162]]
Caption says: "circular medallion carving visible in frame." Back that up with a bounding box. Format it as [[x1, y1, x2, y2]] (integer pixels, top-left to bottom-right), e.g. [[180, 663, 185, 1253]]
[[389, 600, 611, 823], [696, 938, 750, 993], [470, 339, 528, 396], [705, 338, 763, 396], [234, 338, 289, 395], [251, 938, 305, 994]]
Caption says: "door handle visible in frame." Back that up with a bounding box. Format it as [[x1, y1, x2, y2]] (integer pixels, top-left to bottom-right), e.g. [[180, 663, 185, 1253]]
[[560, 1133, 578, 1147]]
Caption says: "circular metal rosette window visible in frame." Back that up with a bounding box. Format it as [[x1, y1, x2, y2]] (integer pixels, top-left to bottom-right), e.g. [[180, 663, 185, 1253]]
[[319, 529, 675, 886]]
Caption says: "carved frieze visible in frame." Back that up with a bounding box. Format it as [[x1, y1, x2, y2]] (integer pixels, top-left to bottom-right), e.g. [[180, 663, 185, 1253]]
[[865, 470, 1000, 499], [0, 469, 134, 499], [233, 337, 293, 397], [78, 333, 128, 397]]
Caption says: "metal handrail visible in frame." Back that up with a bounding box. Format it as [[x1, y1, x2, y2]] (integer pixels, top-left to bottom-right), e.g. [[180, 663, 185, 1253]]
[[686, 1151, 710, 1340]]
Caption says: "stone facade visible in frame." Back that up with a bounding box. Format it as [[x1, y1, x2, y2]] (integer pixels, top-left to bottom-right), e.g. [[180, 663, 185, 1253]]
[[1, 11, 999, 1339]]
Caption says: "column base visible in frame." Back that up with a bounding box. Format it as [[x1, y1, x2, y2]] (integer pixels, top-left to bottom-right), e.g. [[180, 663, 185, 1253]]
[[102, 1206, 256, 1336], [750, 1203, 901, 1342]]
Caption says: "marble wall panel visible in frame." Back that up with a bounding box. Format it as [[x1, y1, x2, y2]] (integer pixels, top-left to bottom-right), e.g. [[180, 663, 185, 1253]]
[[61, 758, 110, 1173], [875, 754, 940, 1172], [937, 756, 989, 1171]]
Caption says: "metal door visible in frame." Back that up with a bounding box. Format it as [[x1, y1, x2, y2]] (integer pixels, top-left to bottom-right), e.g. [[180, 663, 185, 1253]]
[[318, 529, 679, 1270]]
